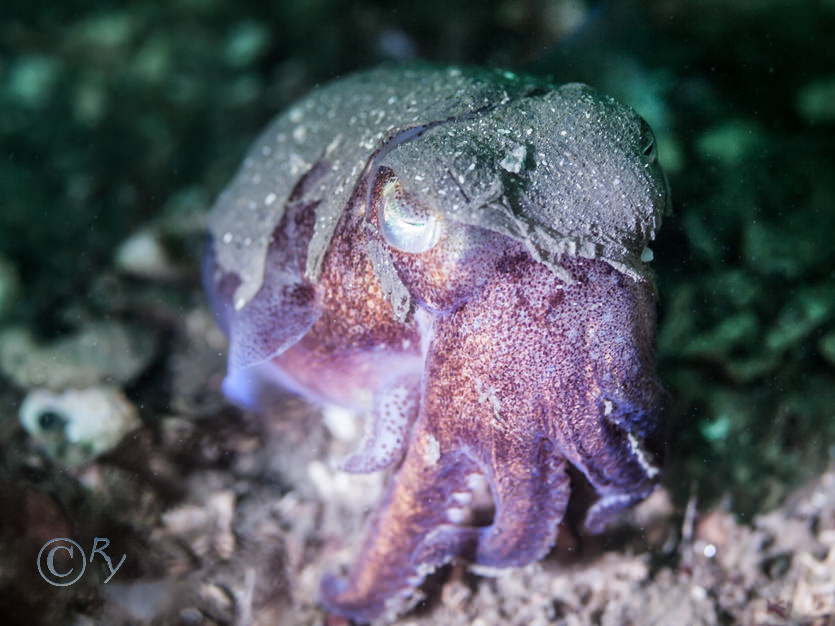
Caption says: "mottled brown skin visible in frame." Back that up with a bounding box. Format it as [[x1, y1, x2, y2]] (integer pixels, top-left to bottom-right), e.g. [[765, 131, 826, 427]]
[[205, 165, 664, 622], [270, 176, 423, 410]]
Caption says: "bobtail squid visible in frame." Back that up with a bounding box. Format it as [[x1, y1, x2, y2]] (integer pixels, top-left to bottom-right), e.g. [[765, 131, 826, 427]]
[[203, 65, 670, 622]]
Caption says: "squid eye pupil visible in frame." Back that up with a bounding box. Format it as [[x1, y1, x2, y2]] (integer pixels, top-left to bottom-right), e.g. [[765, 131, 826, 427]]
[[378, 178, 440, 253]]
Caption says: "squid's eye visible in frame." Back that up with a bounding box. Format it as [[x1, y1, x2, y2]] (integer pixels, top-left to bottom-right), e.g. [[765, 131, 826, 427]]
[[639, 121, 657, 164], [642, 136, 657, 163], [378, 177, 441, 253]]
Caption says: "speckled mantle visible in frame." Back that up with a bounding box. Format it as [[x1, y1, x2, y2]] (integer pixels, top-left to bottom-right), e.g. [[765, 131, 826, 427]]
[[208, 65, 669, 312]]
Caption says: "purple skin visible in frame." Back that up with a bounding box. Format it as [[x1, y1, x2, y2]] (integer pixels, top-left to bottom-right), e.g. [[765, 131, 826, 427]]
[[205, 163, 665, 622]]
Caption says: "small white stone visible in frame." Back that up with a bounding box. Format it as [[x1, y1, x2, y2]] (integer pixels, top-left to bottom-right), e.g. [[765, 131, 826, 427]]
[[19, 386, 140, 467], [114, 229, 170, 279]]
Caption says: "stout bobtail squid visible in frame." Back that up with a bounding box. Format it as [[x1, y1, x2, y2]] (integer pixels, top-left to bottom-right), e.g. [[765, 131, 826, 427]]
[[203, 65, 670, 622]]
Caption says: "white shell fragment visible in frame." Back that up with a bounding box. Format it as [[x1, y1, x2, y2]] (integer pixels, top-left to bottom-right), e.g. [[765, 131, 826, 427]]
[[115, 228, 174, 279], [19, 386, 141, 467], [115, 199, 208, 280]]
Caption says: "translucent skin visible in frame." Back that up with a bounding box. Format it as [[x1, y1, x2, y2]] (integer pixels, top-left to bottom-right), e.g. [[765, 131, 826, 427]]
[[204, 163, 666, 621]]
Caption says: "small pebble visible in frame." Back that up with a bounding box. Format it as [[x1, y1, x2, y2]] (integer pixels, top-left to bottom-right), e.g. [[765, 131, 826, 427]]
[[19, 386, 141, 467]]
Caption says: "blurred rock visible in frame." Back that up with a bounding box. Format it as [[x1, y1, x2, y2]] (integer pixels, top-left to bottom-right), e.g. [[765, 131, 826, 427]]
[[820, 331, 835, 369], [224, 21, 271, 68], [0, 254, 20, 321], [796, 75, 835, 123], [743, 219, 831, 279], [168, 308, 227, 417], [115, 188, 208, 281], [115, 229, 175, 280], [695, 120, 765, 166], [6, 55, 62, 108], [765, 283, 835, 353], [69, 11, 138, 55], [0, 321, 157, 390]]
